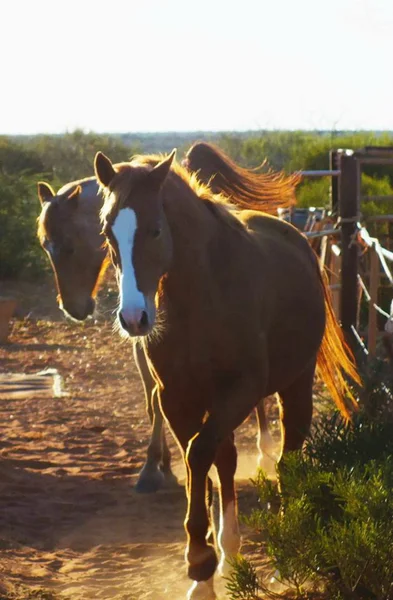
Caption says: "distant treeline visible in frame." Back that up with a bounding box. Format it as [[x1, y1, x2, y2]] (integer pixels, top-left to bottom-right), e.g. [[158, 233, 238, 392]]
[[2, 129, 393, 279]]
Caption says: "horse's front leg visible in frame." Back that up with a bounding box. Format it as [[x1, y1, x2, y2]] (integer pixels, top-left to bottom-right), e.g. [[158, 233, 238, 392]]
[[185, 378, 263, 599], [185, 425, 218, 583], [133, 343, 176, 492], [215, 434, 241, 577]]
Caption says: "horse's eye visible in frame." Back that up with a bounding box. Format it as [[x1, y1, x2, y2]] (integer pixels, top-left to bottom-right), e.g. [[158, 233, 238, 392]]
[[152, 228, 162, 239]]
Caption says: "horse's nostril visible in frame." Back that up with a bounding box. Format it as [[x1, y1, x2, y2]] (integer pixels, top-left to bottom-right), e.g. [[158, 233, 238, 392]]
[[119, 312, 128, 330], [140, 310, 148, 328]]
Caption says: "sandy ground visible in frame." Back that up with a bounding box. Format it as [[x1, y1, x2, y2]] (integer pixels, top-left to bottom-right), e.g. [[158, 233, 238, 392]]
[[0, 279, 281, 600]]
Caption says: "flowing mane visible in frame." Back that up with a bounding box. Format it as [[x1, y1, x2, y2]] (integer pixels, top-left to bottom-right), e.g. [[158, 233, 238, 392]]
[[184, 141, 301, 212], [100, 153, 247, 233]]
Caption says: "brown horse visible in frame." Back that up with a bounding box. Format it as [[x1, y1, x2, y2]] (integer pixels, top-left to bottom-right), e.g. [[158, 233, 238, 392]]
[[95, 150, 359, 600], [183, 141, 302, 466], [36, 178, 177, 492]]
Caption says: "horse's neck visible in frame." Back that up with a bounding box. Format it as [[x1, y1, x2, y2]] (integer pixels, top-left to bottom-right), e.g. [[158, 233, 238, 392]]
[[162, 189, 237, 311], [167, 189, 216, 262]]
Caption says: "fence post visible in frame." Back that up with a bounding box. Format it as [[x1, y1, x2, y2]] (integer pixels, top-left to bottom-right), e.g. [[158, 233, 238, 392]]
[[367, 244, 379, 357], [330, 150, 339, 215], [339, 152, 360, 352]]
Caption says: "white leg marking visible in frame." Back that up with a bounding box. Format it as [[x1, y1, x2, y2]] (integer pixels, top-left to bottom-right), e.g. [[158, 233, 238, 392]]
[[187, 578, 216, 600], [112, 208, 146, 321], [258, 430, 277, 475], [218, 500, 241, 577]]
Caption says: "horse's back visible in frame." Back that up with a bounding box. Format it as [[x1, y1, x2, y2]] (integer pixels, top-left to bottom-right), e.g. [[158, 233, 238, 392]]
[[237, 209, 312, 258], [238, 209, 322, 308]]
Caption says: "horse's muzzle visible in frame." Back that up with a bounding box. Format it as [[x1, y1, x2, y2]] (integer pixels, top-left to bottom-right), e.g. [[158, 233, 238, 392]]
[[62, 297, 95, 321], [118, 309, 149, 336]]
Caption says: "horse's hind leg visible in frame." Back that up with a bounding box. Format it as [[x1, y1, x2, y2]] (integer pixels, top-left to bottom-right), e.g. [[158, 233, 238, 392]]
[[277, 361, 315, 469], [255, 397, 277, 475], [133, 343, 176, 492]]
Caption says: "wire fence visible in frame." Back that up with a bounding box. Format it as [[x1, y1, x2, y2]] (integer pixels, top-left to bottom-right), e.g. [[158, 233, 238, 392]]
[[299, 214, 393, 359]]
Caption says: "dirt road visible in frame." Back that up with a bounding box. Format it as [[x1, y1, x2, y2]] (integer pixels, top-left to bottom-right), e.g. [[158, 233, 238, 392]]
[[0, 281, 276, 600]]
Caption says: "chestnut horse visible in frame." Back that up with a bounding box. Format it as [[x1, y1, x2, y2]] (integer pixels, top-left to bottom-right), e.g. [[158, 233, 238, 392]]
[[36, 177, 177, 492], [95, 150, 359, 600]]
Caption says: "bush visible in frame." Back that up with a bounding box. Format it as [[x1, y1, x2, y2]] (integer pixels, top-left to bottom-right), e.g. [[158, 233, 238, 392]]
[[227, 404, 393, 600], [296, 178, 330, 208], [0, 172, 48, 279], [25, 129, 139, 183]]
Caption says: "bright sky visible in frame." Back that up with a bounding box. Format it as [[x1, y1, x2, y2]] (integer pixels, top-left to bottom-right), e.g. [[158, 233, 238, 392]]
[[1, 0, 393, 134]]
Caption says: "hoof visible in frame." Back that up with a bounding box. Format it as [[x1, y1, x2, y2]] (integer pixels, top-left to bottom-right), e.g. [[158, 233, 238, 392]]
[[269, 569, 283, 592], [187, 580, 216, 600], [162, 469, 180, 488], [135, 466, 166, 493], [187, 545, 218, 582]]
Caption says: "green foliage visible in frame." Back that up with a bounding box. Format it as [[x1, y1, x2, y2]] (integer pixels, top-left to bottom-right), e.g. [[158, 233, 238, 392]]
[[360, 174, 393, 241], [24, 129, 139, 183], [225, 555, 262, 599], [351, 345, 393, 420], [228, 407, 393, 600], [0, 136, 44, 175], [296, 178, 330, 208], [0, 172, 48, 278]]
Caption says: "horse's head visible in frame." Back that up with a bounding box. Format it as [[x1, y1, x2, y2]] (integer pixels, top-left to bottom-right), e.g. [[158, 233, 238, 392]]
[[37, 180, 107, 321], [95, 150, 175, 337]]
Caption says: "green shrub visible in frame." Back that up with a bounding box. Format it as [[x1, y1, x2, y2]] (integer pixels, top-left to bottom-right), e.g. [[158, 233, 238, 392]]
[[228, 408, 393, 600], [296, 178, 330, 208], [0, 172, 48, 279], [25, 129, 139, 182]]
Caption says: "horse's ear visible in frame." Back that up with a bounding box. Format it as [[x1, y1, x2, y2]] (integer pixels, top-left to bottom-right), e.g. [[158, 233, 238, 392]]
[[66, 185, 81, 207], [94, 152, 116, 188], [37, 181, 55, 205], [150, 149, 176, 188]]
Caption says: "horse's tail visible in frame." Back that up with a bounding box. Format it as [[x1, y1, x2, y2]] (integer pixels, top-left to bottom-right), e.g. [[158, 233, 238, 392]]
[[316, 268, 361, 421]]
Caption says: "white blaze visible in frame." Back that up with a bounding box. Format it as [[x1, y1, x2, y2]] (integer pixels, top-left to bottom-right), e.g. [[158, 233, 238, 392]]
[[112, 207, 146, 321]]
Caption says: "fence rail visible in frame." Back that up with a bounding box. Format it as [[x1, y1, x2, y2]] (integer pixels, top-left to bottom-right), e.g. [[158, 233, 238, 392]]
[[299, 170, 341, 177]]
